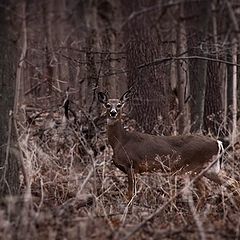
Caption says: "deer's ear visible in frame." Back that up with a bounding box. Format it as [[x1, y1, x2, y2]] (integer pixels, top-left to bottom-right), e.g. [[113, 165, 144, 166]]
[[98, 92, 108, 104], [120, 88, 134, 103]]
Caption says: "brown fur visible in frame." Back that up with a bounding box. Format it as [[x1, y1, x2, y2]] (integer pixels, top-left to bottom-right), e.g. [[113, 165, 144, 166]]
[[108, 120, 218, 174]]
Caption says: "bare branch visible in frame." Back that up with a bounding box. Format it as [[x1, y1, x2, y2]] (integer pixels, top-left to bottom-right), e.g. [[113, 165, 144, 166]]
[[137, 55, 240, 69]]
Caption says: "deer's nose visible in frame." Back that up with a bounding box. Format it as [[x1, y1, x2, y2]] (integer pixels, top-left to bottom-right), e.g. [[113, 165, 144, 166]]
[[110, 110, 117, 118]]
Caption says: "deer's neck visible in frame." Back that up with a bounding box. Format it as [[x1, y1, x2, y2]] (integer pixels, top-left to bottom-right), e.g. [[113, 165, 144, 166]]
[[107, 118, 125, 149]]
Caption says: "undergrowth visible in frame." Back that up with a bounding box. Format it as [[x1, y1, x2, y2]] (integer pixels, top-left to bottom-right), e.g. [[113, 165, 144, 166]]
[[1, 109, 240, 240]]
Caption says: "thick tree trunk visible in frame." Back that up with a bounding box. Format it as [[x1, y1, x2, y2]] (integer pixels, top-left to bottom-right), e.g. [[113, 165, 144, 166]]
[[0, 0, 20, 196], [122, 0, 175, 134], [85, 2, 99, 115], [204, 61, 223, 136], [55, 0, 69, 89], [184, 1, 211, 133], [203, 2, 224, 137], [98, 0, 117, 97]]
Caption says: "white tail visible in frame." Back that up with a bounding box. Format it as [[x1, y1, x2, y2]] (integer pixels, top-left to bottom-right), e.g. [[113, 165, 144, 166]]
[[98, 90, 226, 199]]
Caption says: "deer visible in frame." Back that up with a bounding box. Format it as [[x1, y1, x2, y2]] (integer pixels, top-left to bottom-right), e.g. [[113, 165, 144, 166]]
[[98, 89, 227, 200]]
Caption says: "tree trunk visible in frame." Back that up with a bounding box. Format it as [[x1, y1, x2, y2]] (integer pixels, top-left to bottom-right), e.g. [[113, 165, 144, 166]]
[[203, 2, 224, 137], [226, 50, 233, 131], [85, 1, 99, 115], [55, 0, 70, 90], [184, 1, 211, 133], [0, 0, 20, 196], [122, 0, 176, 134], [204, 61, 223, 136], [98, 0, 117, 97], [42, 0, 55, 96], [176, 3, 188, 134], [232, 39, 238, 144]]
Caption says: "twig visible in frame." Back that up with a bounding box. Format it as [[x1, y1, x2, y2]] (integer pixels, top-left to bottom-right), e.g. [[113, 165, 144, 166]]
[[78, 167, 94, 195]]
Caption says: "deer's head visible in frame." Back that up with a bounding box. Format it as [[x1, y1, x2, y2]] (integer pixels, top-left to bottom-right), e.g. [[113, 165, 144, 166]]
[[98, 89, 132, 120]]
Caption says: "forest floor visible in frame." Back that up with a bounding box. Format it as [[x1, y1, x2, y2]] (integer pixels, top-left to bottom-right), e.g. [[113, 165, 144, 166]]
[[1, 107, 240, 240]]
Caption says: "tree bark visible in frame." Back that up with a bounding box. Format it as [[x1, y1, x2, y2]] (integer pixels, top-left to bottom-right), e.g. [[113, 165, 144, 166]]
[[184, 0, 211, 133], [122, 0, 176, 134], [232, 38, 238, 144], [226, 49, 233, 126], [55, 0, 71, 90], [204, 61, 223, 136], [176, 3, 188, 134], [0, 0, 20, 196], [98, 0, 117, 97], [85, 1, 99, 115], [42, 0, 55, 96], [203, 1, 224, 137]]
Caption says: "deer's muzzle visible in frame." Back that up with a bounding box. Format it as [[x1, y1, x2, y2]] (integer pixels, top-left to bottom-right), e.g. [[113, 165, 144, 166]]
[[110, 110, 118, 118]]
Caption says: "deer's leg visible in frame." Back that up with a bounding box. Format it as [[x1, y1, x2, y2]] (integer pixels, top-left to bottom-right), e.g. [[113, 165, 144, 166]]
[[194, 178, 209, 211], [126, 167, 135, 200]]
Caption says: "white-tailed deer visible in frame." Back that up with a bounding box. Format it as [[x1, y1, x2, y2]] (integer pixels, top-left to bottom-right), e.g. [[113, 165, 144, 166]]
[[98, 89, 225, 200]]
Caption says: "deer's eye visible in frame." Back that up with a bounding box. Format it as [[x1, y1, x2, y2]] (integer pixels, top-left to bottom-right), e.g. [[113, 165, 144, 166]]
[[105, 103, 111, 109], [116, 103, 122, 109]]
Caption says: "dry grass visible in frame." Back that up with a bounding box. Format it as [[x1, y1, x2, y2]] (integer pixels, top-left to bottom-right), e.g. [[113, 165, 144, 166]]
[[1, 111, 240, 240]]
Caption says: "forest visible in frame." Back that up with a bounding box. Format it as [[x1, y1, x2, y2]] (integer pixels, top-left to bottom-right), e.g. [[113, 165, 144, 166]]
[[1, 0, 240, 239]]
